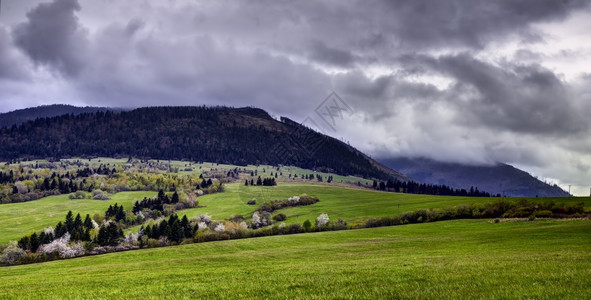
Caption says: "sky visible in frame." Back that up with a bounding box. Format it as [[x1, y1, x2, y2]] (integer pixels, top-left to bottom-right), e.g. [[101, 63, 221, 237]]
[[1, 0, 590, 195]]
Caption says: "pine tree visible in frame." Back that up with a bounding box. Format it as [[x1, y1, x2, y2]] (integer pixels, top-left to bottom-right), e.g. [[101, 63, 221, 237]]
[[170, 220, 182, 243], [65, 211, 74, 233], [30, 232, 40, 252], [83, 214, 93, 230], [159, 221, 170, 239], [181, 215, 192, 238], [115, 205, 125, 222], [55, 221, 67, 238]]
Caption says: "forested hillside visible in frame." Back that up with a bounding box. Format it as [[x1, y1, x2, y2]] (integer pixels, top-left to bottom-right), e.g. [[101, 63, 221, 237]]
[[0, 106, 406, 181], [381, 157, 570, 197], [0, 104, 123, 128]]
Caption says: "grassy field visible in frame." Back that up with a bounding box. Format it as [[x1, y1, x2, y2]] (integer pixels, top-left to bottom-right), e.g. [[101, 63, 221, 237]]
[[0, 191, 155, 243], [165, 182, 591, 226], [0, 219, 589, 299], [3, 179, 589, 240]]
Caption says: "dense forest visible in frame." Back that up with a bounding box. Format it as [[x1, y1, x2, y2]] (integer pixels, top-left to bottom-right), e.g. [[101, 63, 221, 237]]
[[0, 104, 122, 128], [0, 106, 406, 181]]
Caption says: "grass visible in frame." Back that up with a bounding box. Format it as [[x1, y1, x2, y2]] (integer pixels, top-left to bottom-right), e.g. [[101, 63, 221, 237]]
[[167, 182, 591, 226], [0, 191, 155, 243], [0, 219, 589, 299], [3, 179, 590, 241]]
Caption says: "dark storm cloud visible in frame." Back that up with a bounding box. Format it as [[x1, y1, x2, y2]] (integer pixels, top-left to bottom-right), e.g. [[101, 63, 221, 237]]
[[394, 53, 588, 135], [307, 40, 358, 68], [12, 0, 87, 76], [376, 0, 589, 48]]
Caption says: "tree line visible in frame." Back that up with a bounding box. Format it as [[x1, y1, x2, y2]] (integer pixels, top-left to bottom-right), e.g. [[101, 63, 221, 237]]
[[372, 179, 496, 197]]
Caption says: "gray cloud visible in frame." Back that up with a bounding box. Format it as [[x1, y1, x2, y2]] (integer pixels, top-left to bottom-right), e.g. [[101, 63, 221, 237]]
[[12, 0, 87, 76], [0, 27, 29, 80]]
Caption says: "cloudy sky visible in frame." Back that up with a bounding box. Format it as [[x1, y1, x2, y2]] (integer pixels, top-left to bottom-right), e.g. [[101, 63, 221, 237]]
[[1, 0, 591, 195]]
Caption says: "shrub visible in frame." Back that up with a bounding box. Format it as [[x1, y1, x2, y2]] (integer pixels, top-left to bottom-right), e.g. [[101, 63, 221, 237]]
[[532, 210, 552, 218], [273, 213, 287, 222], [69, 191, 87, 200], [93, 193, 111, 200], [303, 220, 312, 232], [1, 241, 27, 265]]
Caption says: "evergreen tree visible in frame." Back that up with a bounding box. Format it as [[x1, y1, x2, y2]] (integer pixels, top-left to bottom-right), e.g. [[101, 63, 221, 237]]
[[181, 215, 192, 238], [159, 221, 170, 239], [55, 221, 67, 238], [83, 214, 93, 230], [29, 232, 40, 252], [65, 211, 75, 233], [115, 205, 125, 222], [170, 220, 183, 243]]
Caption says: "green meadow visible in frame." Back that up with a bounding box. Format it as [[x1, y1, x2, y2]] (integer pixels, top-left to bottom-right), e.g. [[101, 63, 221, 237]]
[[0, 191, 155, 243], [3, 180, 590, 242], [1, 159, 590, 299], [158, 181, 591, 227], [0, 219, 589, 299]]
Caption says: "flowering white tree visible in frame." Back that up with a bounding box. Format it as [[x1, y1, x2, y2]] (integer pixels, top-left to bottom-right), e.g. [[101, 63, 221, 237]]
[[316, 213, 329, 227], [38, 233, 84, 258], [124, 232, 138, 244], [91, 219, 100, 230], [196, 214, 212, 224], [239, 222, 248, 230], [198, 222, 208, 230], [214, 223, 225, 232], [43, 227, 55, 236], [252, 211, 261, 228]]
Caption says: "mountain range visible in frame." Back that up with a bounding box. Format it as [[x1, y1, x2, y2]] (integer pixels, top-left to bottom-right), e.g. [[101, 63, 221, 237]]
[[380, 157, 569, 197], [0, 104, 569, 197]]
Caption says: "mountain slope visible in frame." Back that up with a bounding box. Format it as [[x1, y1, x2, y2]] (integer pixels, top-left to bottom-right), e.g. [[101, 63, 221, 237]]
[[0, 106, 408, 181], [380, 157, 569, 197], [0, 104, 123, 128]]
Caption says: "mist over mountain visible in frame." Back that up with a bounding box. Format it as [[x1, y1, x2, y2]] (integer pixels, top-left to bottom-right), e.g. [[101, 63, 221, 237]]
[[380, 157, 570, 197]]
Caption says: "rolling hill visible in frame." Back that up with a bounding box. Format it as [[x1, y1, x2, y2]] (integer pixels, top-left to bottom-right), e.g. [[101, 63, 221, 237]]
[[0, 106, 408, 181], [381, 157, 570, 197]]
